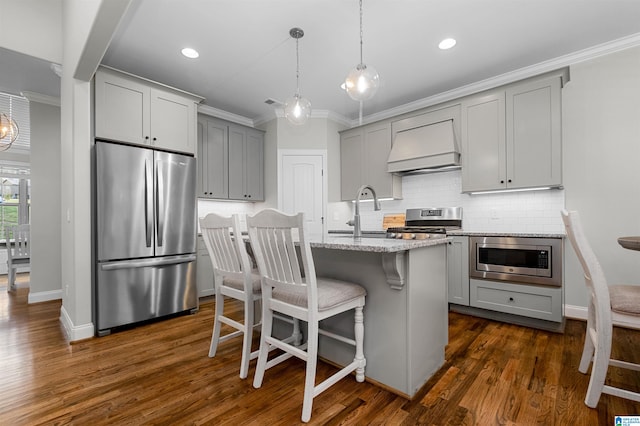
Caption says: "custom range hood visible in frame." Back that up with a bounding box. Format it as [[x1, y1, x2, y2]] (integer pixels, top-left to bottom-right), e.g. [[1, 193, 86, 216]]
[[387, 119, 461, 174]]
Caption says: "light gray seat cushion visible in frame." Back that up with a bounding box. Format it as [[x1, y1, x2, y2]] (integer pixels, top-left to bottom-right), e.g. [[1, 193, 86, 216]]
[[222, 270, 262, 294], [609, 285, 640, 316], [272, 277, 366, 312]]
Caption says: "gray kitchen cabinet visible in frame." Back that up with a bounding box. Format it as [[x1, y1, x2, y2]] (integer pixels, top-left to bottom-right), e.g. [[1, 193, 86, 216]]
[[228, 124, 264, 201], [461, 74, 562, 192], [197, 115, 264, 201], [197, 116, 228, 198], [196, 235, 215, 298], [340, 121, 402, 200], [95, 66, 202, 154], [469, 278, 563, 323], [447, 236, 469, 305]]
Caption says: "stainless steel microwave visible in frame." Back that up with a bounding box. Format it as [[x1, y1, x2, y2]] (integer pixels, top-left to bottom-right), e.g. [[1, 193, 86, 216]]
[[469, 236, 562, 287]]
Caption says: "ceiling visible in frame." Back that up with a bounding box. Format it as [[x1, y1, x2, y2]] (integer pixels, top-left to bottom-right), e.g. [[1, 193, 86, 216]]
[[3, 0, 640, 124]]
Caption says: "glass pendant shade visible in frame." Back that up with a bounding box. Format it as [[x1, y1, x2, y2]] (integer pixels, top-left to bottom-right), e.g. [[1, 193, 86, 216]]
[[344, 63, 380, 101], [0, 113, 18, 151], [284, 94, 311, 125]]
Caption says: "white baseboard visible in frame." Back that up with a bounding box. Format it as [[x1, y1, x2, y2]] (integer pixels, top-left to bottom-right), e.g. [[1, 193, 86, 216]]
[[28, 289, 62, 304], [564, 304, 588, 321], [199, 289, 215, 298], [59, 305, 95, 342]]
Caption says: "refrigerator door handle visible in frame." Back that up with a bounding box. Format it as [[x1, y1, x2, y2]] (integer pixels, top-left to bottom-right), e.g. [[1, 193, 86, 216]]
[[100, 254, 197, 271], [156, 160, 164, 247], [145, 158, 153, 248]]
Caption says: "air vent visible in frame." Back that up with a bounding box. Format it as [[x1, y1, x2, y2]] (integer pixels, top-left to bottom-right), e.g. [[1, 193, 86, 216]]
[[264, 98, 283, 106]]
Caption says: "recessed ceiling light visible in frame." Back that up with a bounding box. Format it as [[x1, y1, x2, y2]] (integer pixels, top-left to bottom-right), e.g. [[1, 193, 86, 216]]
[[438, 38, 457, 50], [181, 47, 199, 59]]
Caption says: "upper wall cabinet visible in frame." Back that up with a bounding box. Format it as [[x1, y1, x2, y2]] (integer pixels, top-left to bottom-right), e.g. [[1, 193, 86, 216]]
[[340, 121, 402, 201], [197, 116, 228, 199], [95, 67, 203, 154], [197, 115, 264, 201], [461, 74, 563, 192], [228, 124, 264, 201]]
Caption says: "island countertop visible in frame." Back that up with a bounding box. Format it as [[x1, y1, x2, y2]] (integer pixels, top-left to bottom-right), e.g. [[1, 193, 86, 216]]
[[307, 234, 450, 253]]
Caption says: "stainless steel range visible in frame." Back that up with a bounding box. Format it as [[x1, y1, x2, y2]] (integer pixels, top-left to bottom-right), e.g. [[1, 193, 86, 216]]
[[387, 207, 462, 239]]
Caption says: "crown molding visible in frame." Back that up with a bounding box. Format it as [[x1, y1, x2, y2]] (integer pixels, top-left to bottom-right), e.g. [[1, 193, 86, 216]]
[[21, 91, 60, 107], [356, 32, 640, 127], [198, 104, 254, 127]]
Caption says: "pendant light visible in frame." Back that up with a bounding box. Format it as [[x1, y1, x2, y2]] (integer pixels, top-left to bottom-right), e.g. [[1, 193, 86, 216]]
[[0, 112, 18, 152], [284, 27, 311, 125], [343, 0, 380, 102]]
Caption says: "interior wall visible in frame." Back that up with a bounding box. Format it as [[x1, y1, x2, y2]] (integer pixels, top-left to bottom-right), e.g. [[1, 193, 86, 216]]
[[563, 45, 640, 308], [29, 100, 62, 300]]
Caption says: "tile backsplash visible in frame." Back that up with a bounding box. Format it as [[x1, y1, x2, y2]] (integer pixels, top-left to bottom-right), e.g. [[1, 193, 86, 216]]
[[356, 170, 565, 234], [197, 200, 255, 232], [199, 170, 566, 235]]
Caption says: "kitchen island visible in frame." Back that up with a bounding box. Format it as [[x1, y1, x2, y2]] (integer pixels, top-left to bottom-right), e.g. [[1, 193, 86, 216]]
[[291, 234, 450, 398]]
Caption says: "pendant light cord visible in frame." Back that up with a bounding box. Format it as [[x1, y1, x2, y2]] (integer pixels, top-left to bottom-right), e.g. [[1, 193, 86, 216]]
[[295, 37, 301, 97], [359, 0, 364, 65]]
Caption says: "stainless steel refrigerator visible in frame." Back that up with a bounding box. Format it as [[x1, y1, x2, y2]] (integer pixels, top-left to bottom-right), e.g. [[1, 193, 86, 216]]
[[95, 141, 197, 336]]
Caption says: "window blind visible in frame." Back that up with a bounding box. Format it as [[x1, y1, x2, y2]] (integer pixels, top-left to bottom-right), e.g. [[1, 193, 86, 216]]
[[0, 92, 30, 150]]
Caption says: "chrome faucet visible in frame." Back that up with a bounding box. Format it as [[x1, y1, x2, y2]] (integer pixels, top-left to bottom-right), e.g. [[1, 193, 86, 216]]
[[346, 184, 381, 238]]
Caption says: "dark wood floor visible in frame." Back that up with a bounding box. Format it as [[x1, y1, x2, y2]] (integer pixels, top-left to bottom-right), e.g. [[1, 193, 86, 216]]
[[1, 278, 640, 425]]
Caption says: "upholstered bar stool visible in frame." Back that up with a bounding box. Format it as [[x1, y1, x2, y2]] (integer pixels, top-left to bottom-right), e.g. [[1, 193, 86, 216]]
[[247, 208, 367, 423], [561, 209, 640, 407]]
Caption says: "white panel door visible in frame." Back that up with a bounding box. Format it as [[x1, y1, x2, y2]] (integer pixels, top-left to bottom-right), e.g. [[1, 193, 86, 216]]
[[281, 154, 324, 235]]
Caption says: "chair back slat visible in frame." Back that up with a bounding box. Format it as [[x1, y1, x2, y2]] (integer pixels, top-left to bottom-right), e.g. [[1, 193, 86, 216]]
[[8, 224, 30, 259], [253, 225, 301, 285], [199, 213, 251, 279], [247, 209, 317, 299]]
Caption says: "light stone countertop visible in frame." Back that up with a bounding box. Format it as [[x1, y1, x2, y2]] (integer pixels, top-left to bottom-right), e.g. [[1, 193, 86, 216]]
[[307, 234, 450, 253], [447, 230, 565, 238]]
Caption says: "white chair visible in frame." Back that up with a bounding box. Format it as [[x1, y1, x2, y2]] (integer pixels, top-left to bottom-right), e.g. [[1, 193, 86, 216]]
[[199, 213, 262, 379], [247, 209, 366, 423], [6, 224, 30, 291], [561, 209, 640, 407]]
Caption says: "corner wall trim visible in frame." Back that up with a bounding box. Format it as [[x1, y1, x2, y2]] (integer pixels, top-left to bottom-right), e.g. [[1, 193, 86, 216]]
[[59, 305, 95, 342]]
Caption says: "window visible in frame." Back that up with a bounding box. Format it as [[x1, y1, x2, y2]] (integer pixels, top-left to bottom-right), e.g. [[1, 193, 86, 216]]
[[0, 177, 30, 241]]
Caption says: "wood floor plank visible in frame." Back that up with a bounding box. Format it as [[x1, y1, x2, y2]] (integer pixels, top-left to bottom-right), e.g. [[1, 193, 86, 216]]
[[2, 279, 640, 425]]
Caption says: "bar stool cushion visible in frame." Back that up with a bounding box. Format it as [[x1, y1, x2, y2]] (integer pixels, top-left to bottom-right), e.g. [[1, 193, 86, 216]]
[[272, 277, 367, 312], [609, 285, 640, 316], [223, 270, 262, 294]]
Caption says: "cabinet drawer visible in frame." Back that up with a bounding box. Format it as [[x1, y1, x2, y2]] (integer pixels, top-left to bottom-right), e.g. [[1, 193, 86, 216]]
[[470, 279, 562, 322]]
